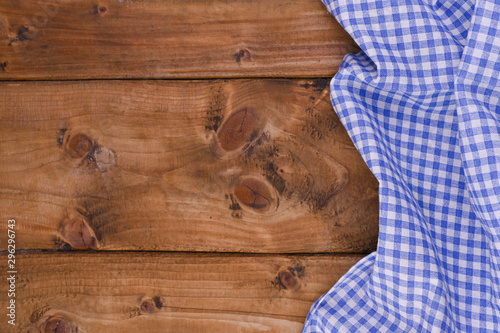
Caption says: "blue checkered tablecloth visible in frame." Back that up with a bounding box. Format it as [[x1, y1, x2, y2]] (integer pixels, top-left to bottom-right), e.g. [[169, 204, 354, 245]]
[[304, 0, 500, 332]]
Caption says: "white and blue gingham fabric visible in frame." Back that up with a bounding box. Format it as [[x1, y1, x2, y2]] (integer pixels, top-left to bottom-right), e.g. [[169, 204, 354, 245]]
[[304, 0, 500, 332]]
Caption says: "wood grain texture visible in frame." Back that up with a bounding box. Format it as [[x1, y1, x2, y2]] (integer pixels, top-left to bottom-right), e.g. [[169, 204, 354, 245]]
[[0, 252, 364, 333], [0, 79, 378, 252], [0, 0, 359, 80]]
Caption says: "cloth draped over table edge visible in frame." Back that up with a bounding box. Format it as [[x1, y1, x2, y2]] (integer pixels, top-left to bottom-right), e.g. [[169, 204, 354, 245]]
[[303, 0, 500, 332]]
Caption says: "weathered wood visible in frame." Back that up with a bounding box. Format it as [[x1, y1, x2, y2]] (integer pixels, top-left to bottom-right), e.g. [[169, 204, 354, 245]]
[[0, 79, 378, 252], [0, 252, 364, 333], [0, 0, 359, 80]]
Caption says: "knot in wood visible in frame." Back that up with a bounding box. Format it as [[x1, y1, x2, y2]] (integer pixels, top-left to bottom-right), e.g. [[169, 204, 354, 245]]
[[66, 133, 93, 158], [234, 178, 272, 210], [234, 49, 251, 62], [217, 108, 259, 151], [59, 217, 98, 250], [42, 317, 70, 333], [140, 296, 162, 313], [140, 300, 155, 313], [278, 271, 298, 290], [95, 4, 108, 16]]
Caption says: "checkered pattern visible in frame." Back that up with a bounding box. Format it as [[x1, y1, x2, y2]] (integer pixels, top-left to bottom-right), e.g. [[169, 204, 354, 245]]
[[304, 0, 500, 332]]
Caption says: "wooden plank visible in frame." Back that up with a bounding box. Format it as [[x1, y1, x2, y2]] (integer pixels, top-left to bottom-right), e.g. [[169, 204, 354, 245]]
[[0, 252, 364, 332], [0, 0, 359, 80], [0, 79, 378, 252]]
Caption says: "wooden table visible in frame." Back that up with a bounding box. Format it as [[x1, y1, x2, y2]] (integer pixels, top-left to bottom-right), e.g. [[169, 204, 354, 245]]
[[0, 1, 378, 332]]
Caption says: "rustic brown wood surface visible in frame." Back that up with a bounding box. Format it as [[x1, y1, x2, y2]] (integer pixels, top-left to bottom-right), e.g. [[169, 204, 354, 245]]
[[0, 0, 359, 80], [0, 252, 364, 332], [0, 1, 377, 331], [0, 79, 378, 252]]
